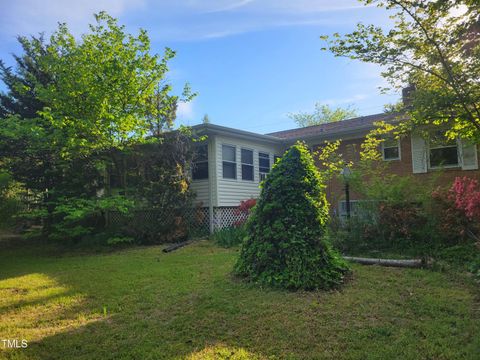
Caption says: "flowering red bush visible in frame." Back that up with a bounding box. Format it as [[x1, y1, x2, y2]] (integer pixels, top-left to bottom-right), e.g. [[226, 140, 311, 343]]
[[448, 177, 480, 220], [233, 198, 256, 226]]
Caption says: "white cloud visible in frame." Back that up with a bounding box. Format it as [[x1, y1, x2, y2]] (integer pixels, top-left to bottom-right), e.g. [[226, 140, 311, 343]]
[[176, 101, 194, 120], [0, 0, 385, 42], [204, 0, 256, 14], [321, 94, 369, 106], [0, 0, 145, 37], [191, 0, 370, 14]]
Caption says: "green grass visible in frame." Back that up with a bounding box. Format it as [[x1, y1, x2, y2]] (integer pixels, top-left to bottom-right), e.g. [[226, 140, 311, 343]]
[[0, 239, 479, 359]]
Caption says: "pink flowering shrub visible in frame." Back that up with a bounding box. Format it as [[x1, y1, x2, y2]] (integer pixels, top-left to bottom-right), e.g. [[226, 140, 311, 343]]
[[430, 176, 480, 244], [448, 177, 480, 220]]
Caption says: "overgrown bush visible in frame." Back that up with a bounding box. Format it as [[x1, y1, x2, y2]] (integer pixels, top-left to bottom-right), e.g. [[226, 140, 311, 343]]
[[235, 143, 349, 290], [331, 175, 480, 259], [46, 196, 135, 243]]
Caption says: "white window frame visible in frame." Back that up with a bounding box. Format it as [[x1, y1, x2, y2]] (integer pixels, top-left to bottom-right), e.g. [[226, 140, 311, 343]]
[[259, 152, 270, 181], [428, 133, 459, 169], [222, 144, 237, 180], [381, 138, 401, 161], [241, 147, 254, 181]]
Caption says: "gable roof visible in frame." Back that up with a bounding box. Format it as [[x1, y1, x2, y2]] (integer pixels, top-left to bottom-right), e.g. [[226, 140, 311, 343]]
[[266, 112, 402, 141]]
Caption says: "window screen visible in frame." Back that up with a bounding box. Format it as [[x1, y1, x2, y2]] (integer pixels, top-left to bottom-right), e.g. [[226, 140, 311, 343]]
[[222, 145, 237, 179], [241, 148, 254, 181], [259, 152, 270, 180]]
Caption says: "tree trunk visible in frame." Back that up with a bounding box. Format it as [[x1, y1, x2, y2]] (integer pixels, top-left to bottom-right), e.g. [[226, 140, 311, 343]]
[[343, 256, 426, 268]]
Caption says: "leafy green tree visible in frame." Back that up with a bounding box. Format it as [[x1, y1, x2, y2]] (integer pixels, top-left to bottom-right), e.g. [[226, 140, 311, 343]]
[[320, 0, 480, 141], [288, 103, 357, 127], [36, 12, 187, 158], [0, 12, 195, 241], [235, 142, 349, 290]]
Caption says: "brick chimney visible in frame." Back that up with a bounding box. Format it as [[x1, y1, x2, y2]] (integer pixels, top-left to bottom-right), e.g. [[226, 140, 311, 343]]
[[402, 85, 416, 107]]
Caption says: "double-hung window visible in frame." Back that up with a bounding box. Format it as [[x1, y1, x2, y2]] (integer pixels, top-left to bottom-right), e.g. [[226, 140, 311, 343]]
[[192, 144, 208, 180], [429, 131, 459, 168], [241, 148, 254, 181], [222, 145, 237, 179], [382, 138, 401, 161], [259, 152, 270, 181]]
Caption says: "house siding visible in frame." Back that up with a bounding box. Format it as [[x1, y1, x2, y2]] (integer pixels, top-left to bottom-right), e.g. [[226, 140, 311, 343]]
[[190, 137, 218, 207], [214, 135, 284, 207]]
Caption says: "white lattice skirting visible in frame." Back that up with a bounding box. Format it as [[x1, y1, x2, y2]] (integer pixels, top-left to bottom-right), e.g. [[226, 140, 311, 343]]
[[212, 207, 249, 230]]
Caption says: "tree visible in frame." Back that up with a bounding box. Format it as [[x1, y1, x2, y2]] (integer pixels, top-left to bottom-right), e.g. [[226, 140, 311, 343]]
[[147, 83, 196, 137], [36, 12, 189, 158], [0, 35, 50, 119], [235, 142, 349, 290], [0, 35, 63, 197], [288, 103, 357, 127], [0, 12, 195, 241], [320, 0, 480, 141], [202, 114, 210, 124]]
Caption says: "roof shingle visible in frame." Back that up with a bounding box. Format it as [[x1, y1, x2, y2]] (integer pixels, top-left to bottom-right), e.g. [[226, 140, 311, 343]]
[[266, 112, 401, 139]]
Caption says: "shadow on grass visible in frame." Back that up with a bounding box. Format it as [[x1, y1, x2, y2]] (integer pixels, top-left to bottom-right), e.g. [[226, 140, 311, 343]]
[[0, 240, 479, 359]]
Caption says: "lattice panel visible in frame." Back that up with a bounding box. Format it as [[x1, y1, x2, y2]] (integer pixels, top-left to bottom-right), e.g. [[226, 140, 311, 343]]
[[213, 207, 248, 230], [106, 207, 210, 238], [106, 206, 251, 237], [184, 207, 210, 236]]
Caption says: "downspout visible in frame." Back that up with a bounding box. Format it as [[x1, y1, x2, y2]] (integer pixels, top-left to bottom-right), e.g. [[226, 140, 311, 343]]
[[208, 139, 214, 234]]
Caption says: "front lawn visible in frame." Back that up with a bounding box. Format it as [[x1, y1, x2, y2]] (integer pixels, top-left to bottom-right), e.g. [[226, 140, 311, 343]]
[[0, 240, 478, 359]]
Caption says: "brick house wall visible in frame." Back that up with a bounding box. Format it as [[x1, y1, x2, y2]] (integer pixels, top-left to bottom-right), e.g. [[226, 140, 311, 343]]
[[313, 135, 480, 214]]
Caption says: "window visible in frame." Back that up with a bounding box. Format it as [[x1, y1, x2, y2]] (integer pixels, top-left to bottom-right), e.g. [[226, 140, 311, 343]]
[[429, 131, 459, 168], [241, 148, 254, 181], [259, 152, 270, 181], [382, 138, 400, 161], [222, 145, 237, 179], [192, 144, 208, 180]]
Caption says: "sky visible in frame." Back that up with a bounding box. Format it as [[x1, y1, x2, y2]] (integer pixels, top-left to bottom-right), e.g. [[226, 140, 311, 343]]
[[0, 0, 400, 134]]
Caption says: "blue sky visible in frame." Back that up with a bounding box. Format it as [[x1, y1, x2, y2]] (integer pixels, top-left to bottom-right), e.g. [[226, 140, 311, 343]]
[[0, 0, 399, 133]]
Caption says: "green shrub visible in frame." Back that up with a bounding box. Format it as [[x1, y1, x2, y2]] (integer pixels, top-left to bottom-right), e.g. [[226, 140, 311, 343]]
[[47, 196, 134, 243], [107, 236, 135, 246], [235, 142, 349, 290], [211, 225, 247, 248], [468, 255, 480, 282]]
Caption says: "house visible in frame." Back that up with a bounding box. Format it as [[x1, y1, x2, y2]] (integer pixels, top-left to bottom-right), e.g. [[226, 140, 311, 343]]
[[191, 114, 479, 232]]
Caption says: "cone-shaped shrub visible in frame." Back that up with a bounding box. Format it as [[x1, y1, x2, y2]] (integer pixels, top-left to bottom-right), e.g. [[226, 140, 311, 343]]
[[234, 142, 349, 290]]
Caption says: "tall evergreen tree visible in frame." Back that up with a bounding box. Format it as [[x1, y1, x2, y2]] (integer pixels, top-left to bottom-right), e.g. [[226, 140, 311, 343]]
[[0, 35, 50, 118]]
